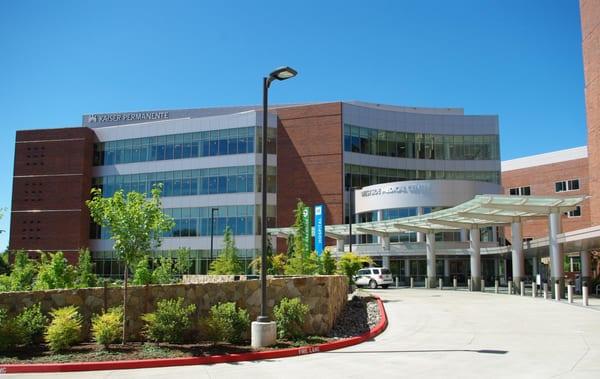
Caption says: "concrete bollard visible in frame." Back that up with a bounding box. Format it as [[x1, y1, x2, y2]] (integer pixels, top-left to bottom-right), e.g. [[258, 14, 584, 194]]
[[532, 283, 537, 298], [543, 283, 548, 300], [467, 278, 472, 292], [410, 277, 414, 288], [395, 277, 399, 288], [568, 284, 573, 303], [508, 281, 513, 295], [555, 282, 560, 301], [481, 279, 485, 292], [583, 285, 589, 306], [494, 280, 499, 294], [520, 281, 525, 296], [453, 277, 457, 290], [439, 278, 443, 290]]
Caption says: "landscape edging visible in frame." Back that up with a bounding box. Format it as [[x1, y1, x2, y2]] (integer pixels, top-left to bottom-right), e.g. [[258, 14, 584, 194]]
[[0, 296, 388, 374]]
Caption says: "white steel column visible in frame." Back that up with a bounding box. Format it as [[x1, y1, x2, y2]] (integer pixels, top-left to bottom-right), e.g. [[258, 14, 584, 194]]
[[404, 258, 410, 279], [382, 255, 390, 269], [469, 227, 482, 291], [492, 226, 498, 244], [460, 229, 468, 242], [549, 211, 564, 296], [416, 207, 425, 243], [426, 232, 436, 288], [511, 220, 525, 288], [381, 236, 390, 268], [336, 239, 344, 253], [581, 250, 591, 285], [444, 258, 450, 282]]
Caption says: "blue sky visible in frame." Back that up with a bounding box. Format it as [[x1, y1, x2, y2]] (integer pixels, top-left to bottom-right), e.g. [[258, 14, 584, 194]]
[[0, 0, 587, 250]]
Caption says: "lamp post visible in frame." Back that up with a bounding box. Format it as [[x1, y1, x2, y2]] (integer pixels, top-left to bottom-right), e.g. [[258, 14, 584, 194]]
[[209, 207, 219, 268], [257, 66, 297, 327], [346, 184, 359, 252]]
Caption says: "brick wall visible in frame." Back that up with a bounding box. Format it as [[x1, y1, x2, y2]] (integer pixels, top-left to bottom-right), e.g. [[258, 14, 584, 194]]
[[501, 157, 590, 242], [274, 103, 343, 250], [9, 128, 95, 262], [581, 0, 600, 226]]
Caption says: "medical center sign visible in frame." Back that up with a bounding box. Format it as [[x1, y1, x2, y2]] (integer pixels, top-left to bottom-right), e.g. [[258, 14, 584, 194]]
[[361, 183, 431, 198]]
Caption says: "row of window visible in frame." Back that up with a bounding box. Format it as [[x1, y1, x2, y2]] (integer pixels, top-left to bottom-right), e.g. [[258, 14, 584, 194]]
[[508, 179, 580, 196], [92, 166, 277, 198], [90, 205, 277, 239], [344, 164, 501, 188], [93, 126, 277, 166], [344, 124, 500, 161]]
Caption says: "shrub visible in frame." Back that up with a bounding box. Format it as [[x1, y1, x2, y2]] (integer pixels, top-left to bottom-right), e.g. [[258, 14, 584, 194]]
[[319, 249, 336, 275], [273, 297, 309, 340], [15, 303, 47, 346], [141, 298, 196, 344], [133, 258, 153, 285], [209, 226, 243, 274], [9, 251, 37, 291], [91, 307, 123, 349], [336, 252, 373, 284], [0, 308, 23, 351], [205, 302, 250, 344], [44, 306, 82, 353]]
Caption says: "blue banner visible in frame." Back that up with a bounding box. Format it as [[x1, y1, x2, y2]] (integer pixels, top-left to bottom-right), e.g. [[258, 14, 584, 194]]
[[314, 204, 325, 256]]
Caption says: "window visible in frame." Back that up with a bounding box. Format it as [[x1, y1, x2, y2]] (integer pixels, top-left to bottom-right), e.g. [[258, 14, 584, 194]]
[[509, 186, 531, 196], [566, 206, 582, 218], [555, 179, 580, 193]]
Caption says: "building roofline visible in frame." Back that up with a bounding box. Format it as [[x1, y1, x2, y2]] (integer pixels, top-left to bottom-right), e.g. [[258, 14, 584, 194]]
[[501, 146, 588, 172]]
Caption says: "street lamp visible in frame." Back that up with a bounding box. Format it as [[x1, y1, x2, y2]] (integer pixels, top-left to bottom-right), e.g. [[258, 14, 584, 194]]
[[258, 66, 297, 326], [209, 207, 219, 267]]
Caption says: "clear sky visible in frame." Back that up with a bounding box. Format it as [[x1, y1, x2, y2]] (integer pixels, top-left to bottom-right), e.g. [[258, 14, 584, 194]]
[[0, 0, 587, 250]]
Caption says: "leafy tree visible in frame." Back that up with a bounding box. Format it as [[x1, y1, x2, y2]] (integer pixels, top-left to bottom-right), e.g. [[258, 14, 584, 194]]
[[336, 252, 373, 284], [133, 248, 192, 285], [209, 226, 243, 274], [319, 249, 336, 275], [75, 248, 98, 288], [0, 251, 10, 276], [8, 251, 37, 291], [86, 184, 174, 343], [34, 251, 76, 290], [285, 200, 318, 275], [286, 234, 295, 256]]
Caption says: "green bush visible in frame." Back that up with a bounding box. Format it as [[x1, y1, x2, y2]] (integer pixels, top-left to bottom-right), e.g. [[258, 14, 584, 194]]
[[0, 308, 23, 352], [75, 248, 98, 288], [205, 302, 250, 344], [91, 307, 123, 349], [273, 297, 310, 340], [44, 306, 82, 353], [8, 251, 37, 291], [15, 303, 47, 346], [34, 251, 75, 290], [133, 258, 153, 285], [141, 298, 196, 344]]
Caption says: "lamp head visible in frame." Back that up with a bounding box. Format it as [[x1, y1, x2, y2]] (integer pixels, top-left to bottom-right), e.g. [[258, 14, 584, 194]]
[[266, 66, 298, 87]]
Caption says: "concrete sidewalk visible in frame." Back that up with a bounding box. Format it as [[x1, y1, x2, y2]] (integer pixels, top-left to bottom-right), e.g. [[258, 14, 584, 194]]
[[8, 288, 600, 378]]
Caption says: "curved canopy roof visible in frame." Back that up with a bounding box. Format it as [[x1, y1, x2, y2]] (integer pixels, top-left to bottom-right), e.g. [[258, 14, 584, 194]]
[[268, 195, 586, 239]]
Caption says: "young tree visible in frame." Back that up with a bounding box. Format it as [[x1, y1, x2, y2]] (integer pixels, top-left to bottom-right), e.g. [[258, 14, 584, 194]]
[[75, 248, 98, 288], [34, 251, 76, 290], [319, 248, 337, 275], [336, 252, 373, 284], [8, 251, 37, 291], [285, 200, 318, 275], [209, 226, 243, 275], [86, 184, 174, 344], [249, 233, 274, 274]]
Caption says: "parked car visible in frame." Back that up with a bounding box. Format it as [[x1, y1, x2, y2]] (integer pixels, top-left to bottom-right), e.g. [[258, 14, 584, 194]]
[[354, 267, 394, 289]]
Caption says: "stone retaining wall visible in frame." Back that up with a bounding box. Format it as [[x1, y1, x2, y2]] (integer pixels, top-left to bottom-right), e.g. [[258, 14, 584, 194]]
[[0, 275, 348, 340]]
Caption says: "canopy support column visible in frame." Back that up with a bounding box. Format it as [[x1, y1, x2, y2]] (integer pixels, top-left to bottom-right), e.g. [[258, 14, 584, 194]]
[[470, 227, 481, 291], [581, 250, 592, 285], [426, 232, 436, 288], [336, 239, 345, 253], [416, 207, 425, 243], [511, 220, 525, 288], [549, 211, 564, 296]]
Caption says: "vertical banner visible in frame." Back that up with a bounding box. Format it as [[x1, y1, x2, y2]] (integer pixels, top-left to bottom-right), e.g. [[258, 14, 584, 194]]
[[314, 204, 325, 256], [302, 206, 312, 255]]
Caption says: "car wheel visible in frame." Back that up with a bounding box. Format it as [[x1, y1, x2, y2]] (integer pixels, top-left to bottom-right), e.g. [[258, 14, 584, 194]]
[[369, 280, 378, 289], [382, 285, 389, 289]]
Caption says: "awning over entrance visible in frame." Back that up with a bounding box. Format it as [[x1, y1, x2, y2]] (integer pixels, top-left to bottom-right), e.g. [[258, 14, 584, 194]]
[[268, 195, 586, 238]]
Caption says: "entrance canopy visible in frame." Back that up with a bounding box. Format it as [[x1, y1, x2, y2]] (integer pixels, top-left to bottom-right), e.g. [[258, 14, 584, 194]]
[[268, 195, 586, 239]]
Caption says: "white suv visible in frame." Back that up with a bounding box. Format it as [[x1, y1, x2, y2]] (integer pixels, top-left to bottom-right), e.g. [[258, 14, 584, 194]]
[[354, 267, 394, 289]]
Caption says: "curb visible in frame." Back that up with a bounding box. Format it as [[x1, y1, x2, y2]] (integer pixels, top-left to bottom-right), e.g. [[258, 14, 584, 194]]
[[0, 297, 388, 374]]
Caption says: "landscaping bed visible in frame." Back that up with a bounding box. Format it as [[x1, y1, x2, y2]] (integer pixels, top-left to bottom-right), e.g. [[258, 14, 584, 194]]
[[0, 294, 380, 365]]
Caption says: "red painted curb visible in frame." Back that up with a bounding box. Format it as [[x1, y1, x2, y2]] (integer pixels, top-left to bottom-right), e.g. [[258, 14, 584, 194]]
[[0, 297, 388, 374]]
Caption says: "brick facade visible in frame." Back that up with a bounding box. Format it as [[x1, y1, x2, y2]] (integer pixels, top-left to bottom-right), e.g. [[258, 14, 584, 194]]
[[9, 128, 95, 263], [501, 157, 590, 242], [274, 103, 343, 250], [580, 0, 600, 226]]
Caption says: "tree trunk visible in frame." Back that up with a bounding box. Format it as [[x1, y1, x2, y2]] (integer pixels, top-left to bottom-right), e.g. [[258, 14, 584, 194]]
[[122, 267, 128, 345]]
